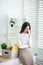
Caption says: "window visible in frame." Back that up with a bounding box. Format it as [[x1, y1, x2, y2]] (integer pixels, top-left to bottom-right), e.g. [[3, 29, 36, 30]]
[[24, 0, 43, 64], [36, 0, 43, 64], [24, 0, 38, 51]]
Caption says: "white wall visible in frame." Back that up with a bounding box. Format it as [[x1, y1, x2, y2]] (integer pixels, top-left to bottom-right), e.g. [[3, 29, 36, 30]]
[[0, 0, 24, 44]]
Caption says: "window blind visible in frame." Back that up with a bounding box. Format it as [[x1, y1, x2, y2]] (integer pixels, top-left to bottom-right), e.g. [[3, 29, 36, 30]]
[[36, 0, 43, 65], [38, 0, 43, 49], [24, 0, 38, 51]]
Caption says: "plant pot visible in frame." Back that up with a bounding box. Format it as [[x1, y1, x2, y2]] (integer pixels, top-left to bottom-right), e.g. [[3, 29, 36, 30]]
[[11, 24, 13, 27]]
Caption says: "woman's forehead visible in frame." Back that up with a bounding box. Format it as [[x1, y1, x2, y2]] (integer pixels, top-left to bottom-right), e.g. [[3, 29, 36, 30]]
[[26, 26, 29, 29]]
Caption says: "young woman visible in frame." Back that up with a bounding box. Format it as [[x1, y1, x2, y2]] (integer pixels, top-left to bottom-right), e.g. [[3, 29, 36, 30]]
[[17, 22, 34, 65]]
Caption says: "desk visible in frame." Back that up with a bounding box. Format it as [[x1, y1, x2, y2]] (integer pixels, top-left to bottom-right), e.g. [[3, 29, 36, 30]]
[[0, 58, 20, 65]]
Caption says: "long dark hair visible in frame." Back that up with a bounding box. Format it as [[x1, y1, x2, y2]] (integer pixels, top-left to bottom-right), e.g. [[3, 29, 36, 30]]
[[20, 22, 31, 33]]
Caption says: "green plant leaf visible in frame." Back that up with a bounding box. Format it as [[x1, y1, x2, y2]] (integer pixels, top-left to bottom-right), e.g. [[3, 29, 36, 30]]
[[1, 43, 7, 49]]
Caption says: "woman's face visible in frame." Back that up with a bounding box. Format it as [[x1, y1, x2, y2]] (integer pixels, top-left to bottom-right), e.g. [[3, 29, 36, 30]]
[[24, 26, 30, 34]]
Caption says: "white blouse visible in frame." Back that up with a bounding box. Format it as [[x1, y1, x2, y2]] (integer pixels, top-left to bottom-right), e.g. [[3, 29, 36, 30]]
[[17, 33, 32, 49]]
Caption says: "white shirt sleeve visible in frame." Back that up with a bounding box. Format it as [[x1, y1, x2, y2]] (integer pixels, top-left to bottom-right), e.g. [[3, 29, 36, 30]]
[[28, 34, 32, 46]]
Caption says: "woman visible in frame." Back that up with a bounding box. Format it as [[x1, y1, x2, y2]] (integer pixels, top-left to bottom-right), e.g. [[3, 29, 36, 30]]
[[17, 22, 34, 65]]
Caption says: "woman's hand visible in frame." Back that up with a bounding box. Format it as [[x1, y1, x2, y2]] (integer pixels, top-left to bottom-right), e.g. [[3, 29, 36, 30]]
[[27, 30, 31, 36], [28, 30, 32, 48], [29, 45, 32, 48]]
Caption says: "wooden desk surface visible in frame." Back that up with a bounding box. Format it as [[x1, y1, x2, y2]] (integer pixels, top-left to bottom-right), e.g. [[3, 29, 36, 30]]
[[0, 55, 9, 63]]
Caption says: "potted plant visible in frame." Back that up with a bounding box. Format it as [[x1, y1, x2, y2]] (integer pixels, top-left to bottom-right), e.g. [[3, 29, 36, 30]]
[[10, 18, 16, 27], [1, 43, 8, 58], [1, 43, 7, 49]]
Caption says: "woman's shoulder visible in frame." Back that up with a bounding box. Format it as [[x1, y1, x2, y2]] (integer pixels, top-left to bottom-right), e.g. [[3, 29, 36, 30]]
[[17, 33, 23, 39], [17, 33, 25, 38], [17, 32, 31, 36]]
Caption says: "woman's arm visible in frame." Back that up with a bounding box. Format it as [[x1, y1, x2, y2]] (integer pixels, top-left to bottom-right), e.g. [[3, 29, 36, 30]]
[[29, 35, 32, 48], [28, 31, 32, 48]]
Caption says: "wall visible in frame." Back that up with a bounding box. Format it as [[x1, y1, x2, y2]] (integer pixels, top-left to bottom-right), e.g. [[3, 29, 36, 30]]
[[0, 0, 24, 43], [0, 0, 24, 52]]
